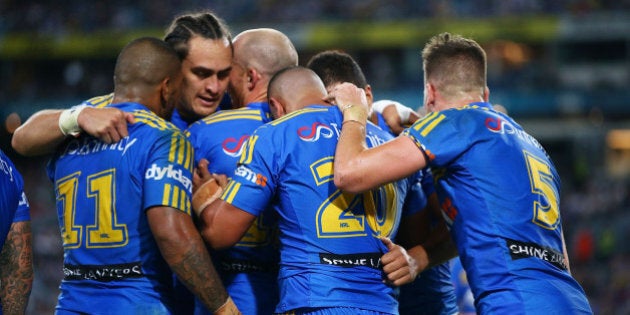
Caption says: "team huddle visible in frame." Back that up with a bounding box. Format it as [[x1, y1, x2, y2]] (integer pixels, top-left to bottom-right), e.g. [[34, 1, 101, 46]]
[[2, 9, 593, 315]]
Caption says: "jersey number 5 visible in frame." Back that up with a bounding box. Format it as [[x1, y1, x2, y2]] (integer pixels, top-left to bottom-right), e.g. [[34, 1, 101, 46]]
[[524, 151, 560, 230]]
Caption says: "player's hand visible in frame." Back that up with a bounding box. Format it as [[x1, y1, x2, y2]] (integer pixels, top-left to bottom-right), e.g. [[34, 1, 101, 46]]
[[326, 82, 369, 121], [213, 296, 241, 315], [193, 159, 228, 191], [380, 237, 419, 286], [192, 159, 227, 217], [77, 107, 135, 143], [373, 100, 421, 135]]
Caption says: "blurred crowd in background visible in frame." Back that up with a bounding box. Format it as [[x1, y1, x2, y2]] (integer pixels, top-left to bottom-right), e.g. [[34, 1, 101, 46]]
[[1, 1, 629, 314], [3, 0, 626, 33]]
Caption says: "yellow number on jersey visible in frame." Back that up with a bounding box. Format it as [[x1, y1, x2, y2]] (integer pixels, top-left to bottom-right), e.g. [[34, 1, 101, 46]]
[[314, 157, 399, 238], [524, 151, 560, 229], [56, 169, 128, 249]]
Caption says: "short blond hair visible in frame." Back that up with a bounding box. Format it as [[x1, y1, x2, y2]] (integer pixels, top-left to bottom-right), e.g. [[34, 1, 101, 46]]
[[422, 32, 487, 97]]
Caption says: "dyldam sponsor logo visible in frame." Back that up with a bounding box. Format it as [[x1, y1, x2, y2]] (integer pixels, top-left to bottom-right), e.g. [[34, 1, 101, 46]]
[[145, 164, 192, 192]]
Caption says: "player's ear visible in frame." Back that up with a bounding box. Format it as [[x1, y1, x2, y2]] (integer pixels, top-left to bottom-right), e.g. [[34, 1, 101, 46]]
[[160, 77, 169, 98], [268, 97, 286, 119], [424, 83, 436, 112], [483, 86, 490, 102], [248, 68, 262, 90], [364, 84, 374, 107]]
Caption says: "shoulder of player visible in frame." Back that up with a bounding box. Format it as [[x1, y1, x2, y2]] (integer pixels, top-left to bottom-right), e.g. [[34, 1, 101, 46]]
[[81, 93, 114, 107], [268, 106, 331, 127], [129, 109, 183, 135], [198, 108, 265, 126]]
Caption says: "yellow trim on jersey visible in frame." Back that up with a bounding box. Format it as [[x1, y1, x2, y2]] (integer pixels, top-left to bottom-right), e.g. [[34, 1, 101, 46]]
[[239, 135, 259, 165], [162, 183, 192, 215], [85, 93, 114, 108], [412, 112, 439, 131], [183, 139, 193, 170], [270, 107, 329, 126], [133, 110, 175, 131], [172, 186, 180, 210], [222, 181, 241, 204], [412, 112, 445, 137], [180, 191, 191, 215], [420, 114, 445, 137], [167, 133, 193, 168], [163, 184, 172, 205], [201, 109, 263, 124]]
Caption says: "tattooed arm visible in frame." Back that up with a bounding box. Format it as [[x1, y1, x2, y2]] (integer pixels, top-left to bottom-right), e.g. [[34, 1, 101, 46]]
[[0, 220, 33, 315], [147, 206, 239, 314]]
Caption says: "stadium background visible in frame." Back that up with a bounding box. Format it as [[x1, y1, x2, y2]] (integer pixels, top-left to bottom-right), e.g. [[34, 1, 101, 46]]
[[1, 1, 629, 314]]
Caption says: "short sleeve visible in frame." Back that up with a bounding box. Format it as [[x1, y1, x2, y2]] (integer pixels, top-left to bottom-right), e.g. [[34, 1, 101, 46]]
[[143, 130, 194, 215]]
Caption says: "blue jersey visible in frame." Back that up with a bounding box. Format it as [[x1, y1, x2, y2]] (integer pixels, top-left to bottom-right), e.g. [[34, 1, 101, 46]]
[[47, 102, 194, 314], [0, 149, 30, 248], [222, 105, 422, 314], [374, 112, 393, 135], [80, 93, 194, 130], [186, 102, 278, 315], [402, 102, 592, 314], [373, 108, 457, 314], [398, 170, 457, 315], [450, 258, 476, 314]]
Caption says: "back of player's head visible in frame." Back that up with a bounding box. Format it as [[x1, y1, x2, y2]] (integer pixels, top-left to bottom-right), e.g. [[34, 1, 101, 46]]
[[164, 11, 232, 60], [233, 28, 298, 76], [268, 66, 327, 108], [306, 50, 368, 89], [422, 32, 487, 96], [114, 37, 181, 90]]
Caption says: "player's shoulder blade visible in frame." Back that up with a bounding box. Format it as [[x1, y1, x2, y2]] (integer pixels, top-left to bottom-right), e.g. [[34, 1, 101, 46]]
[[132, 110, 181, 134]]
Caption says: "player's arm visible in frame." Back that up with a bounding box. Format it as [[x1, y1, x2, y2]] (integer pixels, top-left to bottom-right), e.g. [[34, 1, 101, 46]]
[[147, 206, 239, 314], [0, 220, 33, 315], [192, 158, 257, 250], [12, 107, 134, 156], [373, 100, 420, 135], [198, 199, 257, 250], [329, 83, 426, 193], [398, 193, 457, 272]]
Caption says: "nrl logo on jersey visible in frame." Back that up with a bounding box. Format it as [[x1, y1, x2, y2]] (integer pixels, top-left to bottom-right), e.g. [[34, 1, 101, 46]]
[[222, 135, 249, 157], [297, 122, 334, 142]]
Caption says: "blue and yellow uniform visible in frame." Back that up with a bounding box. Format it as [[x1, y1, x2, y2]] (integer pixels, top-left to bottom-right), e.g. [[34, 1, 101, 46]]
[[80, 93, 199, 314], [398, 170, 457, 315], [223, 105, 422, 314], [47, 102, 194, 314], [82, 93, 193, 130], [186, 102, 278, 315], [373, 110, 457, 315], [0, 149, 30, 251], [402, 102, 592, 314]]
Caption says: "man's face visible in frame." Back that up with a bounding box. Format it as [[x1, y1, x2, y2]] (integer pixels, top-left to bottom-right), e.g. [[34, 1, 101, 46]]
[[177, 36, 232, 122]]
